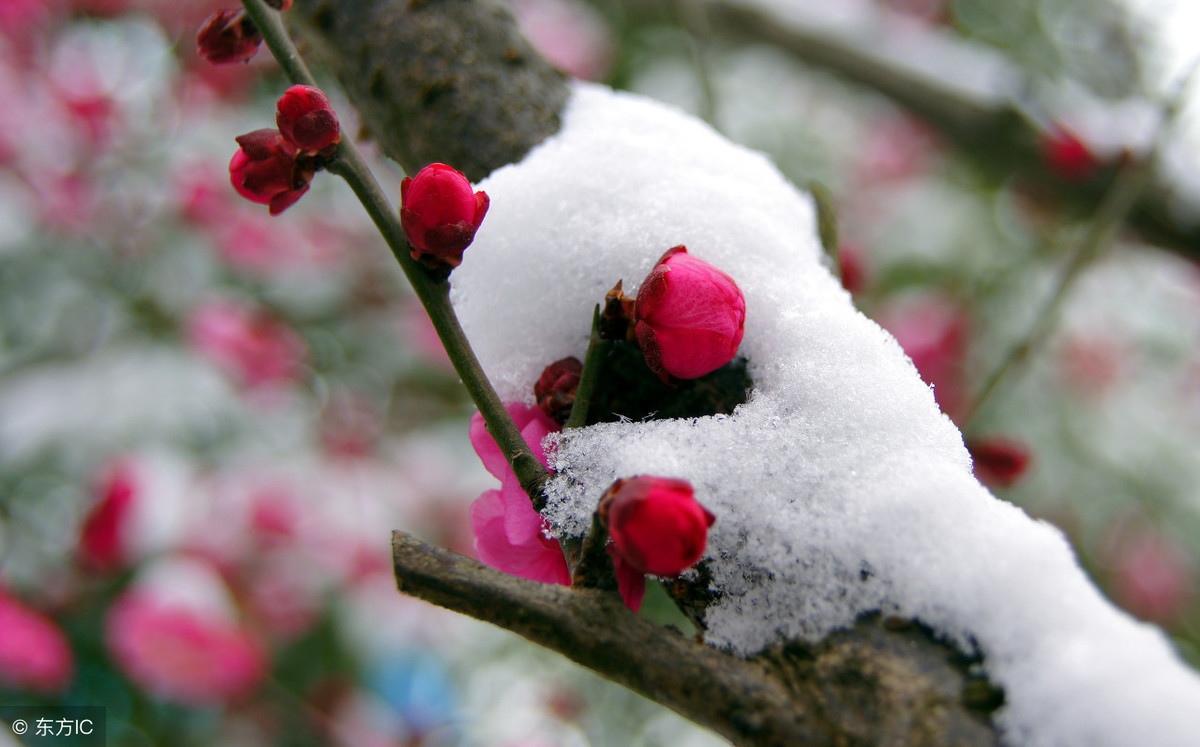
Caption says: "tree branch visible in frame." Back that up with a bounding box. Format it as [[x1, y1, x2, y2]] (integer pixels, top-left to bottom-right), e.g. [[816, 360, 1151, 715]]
[[288, 0, 569, 180], [619, 0, 1200, 258], [393, 531, 1000, 746]]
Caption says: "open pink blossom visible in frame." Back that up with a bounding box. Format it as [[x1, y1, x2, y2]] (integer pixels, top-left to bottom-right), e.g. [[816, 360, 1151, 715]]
[[0, 591, 74, 694], [469, 405, 569, 585], [105, 591, 266, 705], [1110, 531, 1195, 626], [468, 404, 646, 610], [878, 295, 969, 421], [634, 246, 746, 382]]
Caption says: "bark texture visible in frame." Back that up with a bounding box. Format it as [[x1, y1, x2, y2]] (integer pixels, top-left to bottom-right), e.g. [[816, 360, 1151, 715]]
[[290, 0, 569, 180], [395, 532, 1002, 746]]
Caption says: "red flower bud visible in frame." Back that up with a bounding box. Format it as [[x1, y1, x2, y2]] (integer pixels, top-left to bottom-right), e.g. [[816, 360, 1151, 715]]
[[535, 356, 583, 424], [968, 437, 1031, 488], [634, 246, 746, 381], [196, 9, 262, 65], [229, 129, 313, 215], [1040, 126, 1097, 183], [276, 85, 341, 155], [400, 163, 490, 269], [599, 476, 715, 577]]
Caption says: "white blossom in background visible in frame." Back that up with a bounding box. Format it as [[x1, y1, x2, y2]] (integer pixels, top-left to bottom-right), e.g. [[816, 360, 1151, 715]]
[[452, 82, 1200, 746]]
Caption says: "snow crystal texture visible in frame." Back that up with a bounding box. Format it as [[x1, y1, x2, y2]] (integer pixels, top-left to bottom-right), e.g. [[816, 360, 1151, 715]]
[[450, 83, 1200, 747]]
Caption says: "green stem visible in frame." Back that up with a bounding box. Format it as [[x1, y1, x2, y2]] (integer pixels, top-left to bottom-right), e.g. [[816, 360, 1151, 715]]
[[571, 512, 617, 591], [241, 0, 550, 502]]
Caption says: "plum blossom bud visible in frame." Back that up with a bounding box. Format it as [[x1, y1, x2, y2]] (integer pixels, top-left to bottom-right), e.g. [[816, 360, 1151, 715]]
[[229, 129, 313, 215], [967, 437, 1031, 489], [400, 163, 489, 269], [1040, 126, 1097, 183], [196, 9, 262, 65], [535, 356, 583, 424], [634, 246, 746, 381], [276, 85, 341, 155], [599, 476, 715, 577]]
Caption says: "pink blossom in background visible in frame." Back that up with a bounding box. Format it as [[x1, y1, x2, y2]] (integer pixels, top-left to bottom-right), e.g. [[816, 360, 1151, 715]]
[[241, 555, 321, 640], [1058, 336, 1124, 398], [854, 114, 938, 185], [0, 591, 74, 694], [32, 171, 99, 234], [319, 391, 384, 458], [878, 295, 969, 421], [186, 299, 307, 389], [105, 591, 266, 705], [175, 161, 235, 228], [513, 0, 615, 81], [0, 0, 53, 51], [79, 459, 139, 571], [1110, 531, 1195, 626], [397, 300, 453, 368]]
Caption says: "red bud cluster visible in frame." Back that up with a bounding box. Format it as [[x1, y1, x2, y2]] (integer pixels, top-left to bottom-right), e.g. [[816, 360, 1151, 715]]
[[196, 10, 262, 65], [227, 87, 342, 215]]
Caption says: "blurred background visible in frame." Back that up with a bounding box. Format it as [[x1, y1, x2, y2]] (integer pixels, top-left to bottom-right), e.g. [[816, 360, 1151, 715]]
[[0, 0, 1198, 744]]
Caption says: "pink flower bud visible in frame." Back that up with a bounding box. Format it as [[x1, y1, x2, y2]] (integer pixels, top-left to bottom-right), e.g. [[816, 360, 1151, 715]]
[[229, 129, 312, 215], [634, 246, 746, 381], [275, 85, 341, 155], [196, 9, 262, 65], [400, 163, 490, 269], [600, 476, 715, 577], [534, 356, 583, 424]]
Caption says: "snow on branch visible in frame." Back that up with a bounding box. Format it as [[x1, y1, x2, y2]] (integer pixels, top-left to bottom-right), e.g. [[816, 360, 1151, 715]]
[[453, 83, 1200, 746]]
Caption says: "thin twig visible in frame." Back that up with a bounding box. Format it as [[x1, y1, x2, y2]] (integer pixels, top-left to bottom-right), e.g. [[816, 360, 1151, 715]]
[[565, 306, 610, 430], [677, 0, 719, 129], [241, 0, 550, 500]]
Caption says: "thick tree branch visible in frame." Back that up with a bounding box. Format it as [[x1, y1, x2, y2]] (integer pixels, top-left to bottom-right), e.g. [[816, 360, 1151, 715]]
[[289, 0, 569, 180], [618, 0, 1200, 258], [393, 531, 1000, 746]]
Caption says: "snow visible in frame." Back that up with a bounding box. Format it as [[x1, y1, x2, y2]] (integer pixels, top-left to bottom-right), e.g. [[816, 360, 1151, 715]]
[[450, 82, 1200, 746]]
